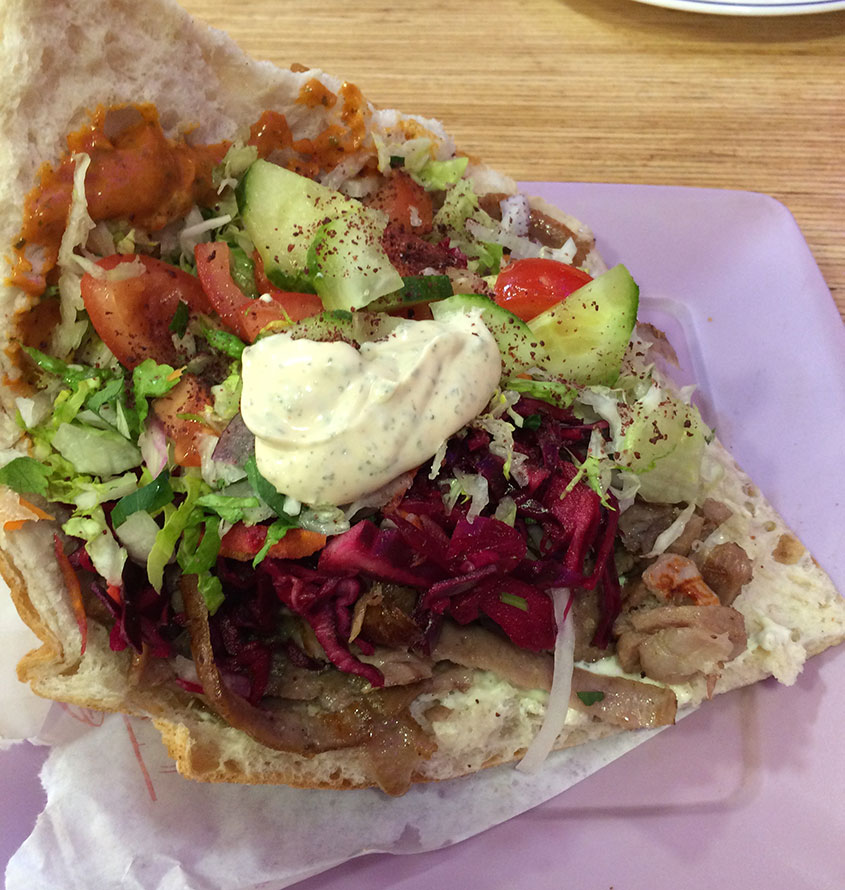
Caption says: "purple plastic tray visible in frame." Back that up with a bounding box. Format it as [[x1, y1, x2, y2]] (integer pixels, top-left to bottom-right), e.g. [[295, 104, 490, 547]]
[[4, 183, 844, 890]]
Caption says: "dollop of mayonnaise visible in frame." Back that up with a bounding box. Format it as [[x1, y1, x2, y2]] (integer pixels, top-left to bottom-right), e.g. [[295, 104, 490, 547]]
[[240, 314, 502, 505]]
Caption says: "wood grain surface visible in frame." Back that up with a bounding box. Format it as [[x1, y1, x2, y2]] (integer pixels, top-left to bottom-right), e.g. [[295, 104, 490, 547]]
[[181, 0, 845, 319]]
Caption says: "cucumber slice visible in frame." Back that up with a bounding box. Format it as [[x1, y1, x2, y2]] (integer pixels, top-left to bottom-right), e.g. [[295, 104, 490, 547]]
[[240, 160, 402, 310], [307, 217, 403, 310], [527, 264, 639, 386], [430, 293, 549, 377], [365, 275, 453, 312]]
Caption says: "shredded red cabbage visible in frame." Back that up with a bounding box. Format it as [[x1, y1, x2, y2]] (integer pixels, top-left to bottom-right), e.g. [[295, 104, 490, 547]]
[[74, 395, 624, 697]]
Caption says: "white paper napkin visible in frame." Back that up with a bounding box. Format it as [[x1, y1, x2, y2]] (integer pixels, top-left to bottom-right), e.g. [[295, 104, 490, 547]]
[[5, 709, 661, 890]]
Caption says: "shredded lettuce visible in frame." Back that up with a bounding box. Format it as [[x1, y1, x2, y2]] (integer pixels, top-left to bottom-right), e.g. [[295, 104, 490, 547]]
[[252, 517, 290, 566], [51, 423, 141, 476], [146, 473, 207, 592], [177, 516, 222, 575], [443, 470, 489, 522], [114, 509, 162, 564], [214, 143, 259, 191], [210, 366, 243, 422], [169, 301, 190, 338], [131, 360, 182, 431], [432, 179, 498, 258], [373, 135, 433, 175], [564, 429, 614, 505], [195, 491, 262, 524], [197, 435, 248, 489], [70, 473, 138, 511], [207, 479, 274, 526], [197, 572, 225, 614], [199, 327, 246, 360], [63, 506, 126, 586], [52, 153, 94, 356], [244, 455, 291, 517], [576, 380, 709, 504]]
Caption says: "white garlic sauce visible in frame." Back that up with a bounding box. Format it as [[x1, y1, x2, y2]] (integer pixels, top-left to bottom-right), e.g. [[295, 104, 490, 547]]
[[240, 313, 502, 505]]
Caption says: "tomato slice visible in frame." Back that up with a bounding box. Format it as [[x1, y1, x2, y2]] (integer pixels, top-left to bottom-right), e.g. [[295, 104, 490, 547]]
[[196, 242, 322, 342], [364, 171, 433, 234], [493, 258, 593, 321], [80, 254, 211, 369], [251, 250, 324, 322], [151, 373, 214, 467]]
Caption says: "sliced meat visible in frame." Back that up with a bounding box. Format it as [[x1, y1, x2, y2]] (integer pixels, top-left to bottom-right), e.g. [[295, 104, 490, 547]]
[[642, 553, 721, 606], [183, 575, 370, 753], [570, 668, 677, 728], [431, 620, 553, 691], [358, 647, 434, 686], [476, 192, 593, 265], [772, 533, 804, 565], [700, 498, 733, 527], [363, 710, 437, 796], [700, 542, 753, 605], [666, 513, 706, 557], [617, 500, 676, 556], [433, 621, 678, 729], [615, 603, 747, 685], [571, 588, 607, 663], [363, 663, 473, 796], [182, 575, 438, 771], [356, 583, 423, 649], [264, 662, 354, 703]]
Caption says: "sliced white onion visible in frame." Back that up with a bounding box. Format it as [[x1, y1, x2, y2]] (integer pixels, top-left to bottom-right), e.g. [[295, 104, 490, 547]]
[[197, 434, 247, 488], [172, 654, 201, 687], [517, 587, 575, 774], [499, 194, 530, 238], [339, 174, 381, 199], [114, 509, 161, 564], [179, 213, 233, 242], [138, 417, 169, 478], [644, 501, 697, 558], [455, 469, 489, 522]]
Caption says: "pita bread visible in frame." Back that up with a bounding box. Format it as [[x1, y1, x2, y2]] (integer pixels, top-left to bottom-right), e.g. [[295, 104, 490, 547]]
[[0, 0, 843, 795]]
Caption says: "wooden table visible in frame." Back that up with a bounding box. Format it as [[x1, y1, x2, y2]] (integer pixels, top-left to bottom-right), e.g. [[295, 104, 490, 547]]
[[182, 0, 845, 319]]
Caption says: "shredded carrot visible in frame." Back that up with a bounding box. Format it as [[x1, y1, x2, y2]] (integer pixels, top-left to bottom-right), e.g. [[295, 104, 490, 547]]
[[19, 497, 54, 519], [218, 524, 326, 561], [266, 528, 327, 560], [2, 496, 55, 530], [53, 534, 88, 656]]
